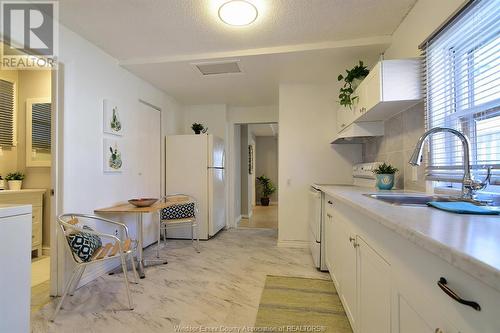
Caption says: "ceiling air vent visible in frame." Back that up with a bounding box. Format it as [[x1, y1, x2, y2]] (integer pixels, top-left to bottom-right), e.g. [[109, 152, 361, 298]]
[[193, 60, 242, 76]]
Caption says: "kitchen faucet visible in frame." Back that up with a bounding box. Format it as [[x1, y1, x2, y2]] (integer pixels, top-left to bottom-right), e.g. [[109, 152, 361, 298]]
[[408, 127, 491, 200]]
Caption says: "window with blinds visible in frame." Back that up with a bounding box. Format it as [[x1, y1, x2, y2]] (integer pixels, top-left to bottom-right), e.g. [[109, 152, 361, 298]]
[[0, 79, 15, 147], [422, 0, 500, 185], [31, 102, 51, 151]]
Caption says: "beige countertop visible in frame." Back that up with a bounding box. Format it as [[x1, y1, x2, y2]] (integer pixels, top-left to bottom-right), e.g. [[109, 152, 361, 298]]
[[317, 185, 500, 291], [0, 189, 46, 194]]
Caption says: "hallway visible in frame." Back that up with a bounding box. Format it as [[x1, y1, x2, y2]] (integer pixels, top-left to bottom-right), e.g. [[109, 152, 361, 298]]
[[239, 204, 278, 229]]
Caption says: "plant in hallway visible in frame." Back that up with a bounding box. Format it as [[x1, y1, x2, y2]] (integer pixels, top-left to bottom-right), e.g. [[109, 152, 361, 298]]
[[5, 172, 25, 191], [191, 123, 208, 134], [256, 175, 276, 206], [373, 163, 398, 190], [337, 60, 369, 109]]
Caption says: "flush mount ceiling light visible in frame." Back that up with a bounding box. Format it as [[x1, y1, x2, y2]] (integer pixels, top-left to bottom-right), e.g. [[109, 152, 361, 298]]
[[218, 0, 258, 26]]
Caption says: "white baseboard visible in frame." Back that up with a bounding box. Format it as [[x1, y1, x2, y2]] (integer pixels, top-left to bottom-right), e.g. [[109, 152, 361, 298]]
[[277, 240, 309, 248], [42, 246, 50, 256], [235, 215, 242, 225], [241, 214, 249, 219]]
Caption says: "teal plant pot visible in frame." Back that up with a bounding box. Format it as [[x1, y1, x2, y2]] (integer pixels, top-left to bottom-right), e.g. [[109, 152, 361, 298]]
[[376, 174, 395, 190]]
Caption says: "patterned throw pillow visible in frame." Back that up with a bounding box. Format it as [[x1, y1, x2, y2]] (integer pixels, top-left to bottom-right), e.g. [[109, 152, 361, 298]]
[[67, 226, 102, 262], [161, 202, 195, 220]]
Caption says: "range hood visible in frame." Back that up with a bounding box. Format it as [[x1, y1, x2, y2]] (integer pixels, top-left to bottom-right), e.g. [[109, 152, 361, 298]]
[[331, 122, 384, 144]]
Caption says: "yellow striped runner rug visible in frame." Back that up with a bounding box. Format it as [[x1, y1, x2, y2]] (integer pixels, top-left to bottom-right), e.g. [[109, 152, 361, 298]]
[[255, 275, 353, 333]]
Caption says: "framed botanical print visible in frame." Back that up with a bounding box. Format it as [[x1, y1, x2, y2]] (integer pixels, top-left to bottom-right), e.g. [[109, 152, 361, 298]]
[[103, 99, 123, 136]]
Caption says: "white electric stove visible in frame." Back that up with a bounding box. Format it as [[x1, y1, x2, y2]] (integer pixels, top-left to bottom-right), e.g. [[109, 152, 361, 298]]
[[308, 162, 382, 271]]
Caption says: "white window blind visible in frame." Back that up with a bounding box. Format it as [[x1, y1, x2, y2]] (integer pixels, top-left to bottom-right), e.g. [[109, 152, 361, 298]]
[[0, 79, 14, 147], [422, 0, 500, 185], [31, 102, 51, 151]]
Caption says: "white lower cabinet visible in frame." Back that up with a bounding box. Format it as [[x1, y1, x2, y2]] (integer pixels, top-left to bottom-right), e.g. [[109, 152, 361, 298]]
[[336, 215, 357, 328], [323, 194, 500, 333], [395, 292, 458, 333], [357, 236, 391, 333]]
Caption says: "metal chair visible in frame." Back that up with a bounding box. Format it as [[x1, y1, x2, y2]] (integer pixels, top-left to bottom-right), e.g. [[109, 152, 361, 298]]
[[157, 194, 200, 255], [51, 214, 139, 322]]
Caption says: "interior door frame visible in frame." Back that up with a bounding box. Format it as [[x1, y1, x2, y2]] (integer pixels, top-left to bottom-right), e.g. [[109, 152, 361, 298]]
[[50, 62, 64, 296], [138, 99, 163, 198], [227, 121, 279, 230]]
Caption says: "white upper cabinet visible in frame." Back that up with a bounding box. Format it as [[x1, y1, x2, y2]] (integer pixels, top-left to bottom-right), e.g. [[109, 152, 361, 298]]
[[335, 59, 421, 135]]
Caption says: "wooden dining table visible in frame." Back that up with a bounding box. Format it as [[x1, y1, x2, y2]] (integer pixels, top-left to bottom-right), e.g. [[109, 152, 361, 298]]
[[94, 200, 183, 278]]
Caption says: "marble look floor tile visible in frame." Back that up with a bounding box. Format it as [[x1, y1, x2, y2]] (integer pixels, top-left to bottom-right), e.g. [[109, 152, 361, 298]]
[[32, 228, 328, 333]]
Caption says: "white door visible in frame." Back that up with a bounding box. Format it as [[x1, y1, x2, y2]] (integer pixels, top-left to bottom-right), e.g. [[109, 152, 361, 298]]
[[135, 102, 161, 246], [209, 167, 226, 236]]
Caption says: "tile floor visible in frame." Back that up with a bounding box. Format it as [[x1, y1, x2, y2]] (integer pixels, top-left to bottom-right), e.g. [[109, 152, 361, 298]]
[[31, 228, 327, 333]]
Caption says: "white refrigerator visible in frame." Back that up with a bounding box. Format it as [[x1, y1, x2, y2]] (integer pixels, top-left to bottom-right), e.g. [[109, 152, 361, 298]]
[[165, 134, 226, 240]]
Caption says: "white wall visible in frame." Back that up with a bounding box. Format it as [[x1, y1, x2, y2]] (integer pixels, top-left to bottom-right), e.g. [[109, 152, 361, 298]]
[[255, 136, 278, 202], [384, 0, 466, 59], [278, 84, 362, 246], [58, 25, 182, 289], [182, 104, 227, 139]]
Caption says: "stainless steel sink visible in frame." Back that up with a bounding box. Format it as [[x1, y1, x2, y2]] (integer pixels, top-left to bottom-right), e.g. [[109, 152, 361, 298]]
[[363, 193, 457, 206]]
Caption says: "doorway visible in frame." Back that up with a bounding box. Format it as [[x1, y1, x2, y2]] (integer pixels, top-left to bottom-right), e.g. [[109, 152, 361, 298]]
[[0, 66, 54, 313], [235, 123, 278, 229]]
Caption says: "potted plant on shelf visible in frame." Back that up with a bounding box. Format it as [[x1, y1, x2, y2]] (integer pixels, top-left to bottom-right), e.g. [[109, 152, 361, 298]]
[[256, 175, 276, 206], [337, 60, 370, 109], [373, 163, 398, 190], [191, 123, 208, 135], [5, 172, 25, 191]]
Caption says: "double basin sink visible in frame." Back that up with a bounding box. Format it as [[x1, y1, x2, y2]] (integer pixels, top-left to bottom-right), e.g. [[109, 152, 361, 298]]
[[363, 193, 500, 207]]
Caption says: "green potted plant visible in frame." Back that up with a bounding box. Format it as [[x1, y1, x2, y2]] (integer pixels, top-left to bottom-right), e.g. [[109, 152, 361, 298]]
[[337, 60, 370, 109], [5, 172, 25, 191], [373, 163, 398, 190], [191, 123, 208, 135], [256, 175, 276, 206]]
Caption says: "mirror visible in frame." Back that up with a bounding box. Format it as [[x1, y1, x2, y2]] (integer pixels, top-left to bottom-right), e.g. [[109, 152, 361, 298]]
[[26, 97, 51, 167]]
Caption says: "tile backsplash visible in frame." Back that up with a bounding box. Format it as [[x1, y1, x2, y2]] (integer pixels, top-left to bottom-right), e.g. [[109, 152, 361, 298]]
[[362, 102, 427, 191]]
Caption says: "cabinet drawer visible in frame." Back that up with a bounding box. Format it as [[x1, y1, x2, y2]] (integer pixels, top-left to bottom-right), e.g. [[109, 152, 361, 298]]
[[32, 207, 42, 225], [32, 222, 41, 246]]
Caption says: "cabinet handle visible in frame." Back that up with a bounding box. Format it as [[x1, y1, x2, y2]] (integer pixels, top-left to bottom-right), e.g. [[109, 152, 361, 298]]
[[349, 236, 355, 242], [327, 200, 333, 205], [434, 329, 444, 333], [437, 277, 481, 311], [341, 123, 346, 128]]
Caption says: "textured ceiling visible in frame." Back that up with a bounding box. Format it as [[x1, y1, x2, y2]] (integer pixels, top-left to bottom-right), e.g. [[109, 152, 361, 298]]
[[59, 0, 415, 60], [58, 0, 417, 105]]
